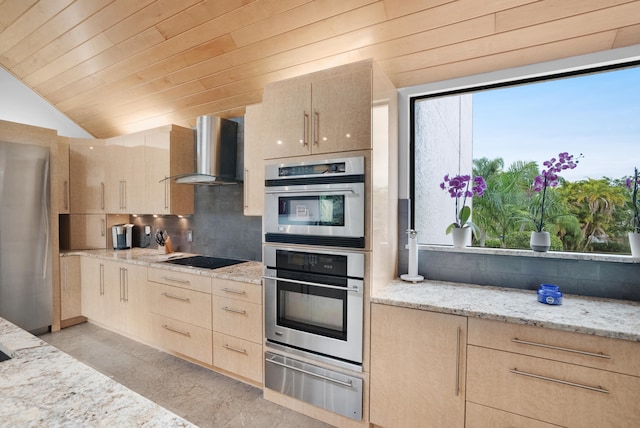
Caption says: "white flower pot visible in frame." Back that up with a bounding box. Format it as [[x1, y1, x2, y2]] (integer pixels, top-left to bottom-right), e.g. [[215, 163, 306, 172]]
[[629, 232, 640, 258], [451, 227, 471, 248], [530, 231, 550, 252]]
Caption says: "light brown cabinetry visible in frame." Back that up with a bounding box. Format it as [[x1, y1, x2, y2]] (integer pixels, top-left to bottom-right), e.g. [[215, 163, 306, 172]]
[[80, 257, 106, 324], [60, 256, 81, 322], [104, 133, 146, 214], [466, 318, 640, 427], [262, 61, 373, 159], [148, 267, 213, 365], [211, 278, 263, 385], [243, 103, 263, 216], [57, 138, 70, 214], [69, 139, 105, 213], [144, 124, 195, 215], [369, 303, 466, 428], [64, 214, 107, 249]]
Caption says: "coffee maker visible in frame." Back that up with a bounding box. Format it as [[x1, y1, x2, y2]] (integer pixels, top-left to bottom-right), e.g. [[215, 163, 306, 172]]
[[112, 224, 134, 250]]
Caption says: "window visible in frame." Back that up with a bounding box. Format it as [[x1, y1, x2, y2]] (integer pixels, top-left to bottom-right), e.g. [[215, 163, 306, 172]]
[[410, 61, 640, 254]]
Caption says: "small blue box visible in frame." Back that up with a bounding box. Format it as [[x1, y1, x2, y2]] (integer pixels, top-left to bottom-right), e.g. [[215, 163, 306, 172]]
[[537, 284, 562, 305]]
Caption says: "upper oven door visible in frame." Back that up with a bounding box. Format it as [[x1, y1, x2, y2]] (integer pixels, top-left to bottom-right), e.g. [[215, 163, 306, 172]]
[[264, 156, 366, 248]]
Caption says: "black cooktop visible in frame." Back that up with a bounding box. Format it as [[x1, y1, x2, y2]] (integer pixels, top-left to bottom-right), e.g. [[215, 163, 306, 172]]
[[164, 255, 245, 270]]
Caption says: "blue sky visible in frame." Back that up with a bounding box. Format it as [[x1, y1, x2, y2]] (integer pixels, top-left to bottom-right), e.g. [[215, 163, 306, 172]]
[[472, 66, 640, 182]]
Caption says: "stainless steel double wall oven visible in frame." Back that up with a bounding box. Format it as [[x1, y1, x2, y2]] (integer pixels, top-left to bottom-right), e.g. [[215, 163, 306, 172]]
[[263, 156, 367, 421]]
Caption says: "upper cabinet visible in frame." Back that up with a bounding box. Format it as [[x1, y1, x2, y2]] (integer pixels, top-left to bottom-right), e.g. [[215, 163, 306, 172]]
[[104, 133, 146, 214], [56, 138, 70, 214], [262, 61, 373, 159], [243, 104, 264, 216], [144, 125, 195, 216], [67, 125, 194, 216], [69, 138, 105, 214]]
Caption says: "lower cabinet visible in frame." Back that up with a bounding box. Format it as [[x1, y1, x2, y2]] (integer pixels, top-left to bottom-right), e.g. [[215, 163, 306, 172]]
[[80, 257, 106, 325], [466, 318, 640, 427], [60, 256, 82, 323], [369, 303, 467, 427], [212, 278, 263, 385]]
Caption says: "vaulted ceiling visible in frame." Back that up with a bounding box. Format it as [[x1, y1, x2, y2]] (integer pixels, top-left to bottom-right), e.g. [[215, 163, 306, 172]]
[[1, 0, 639, 138]]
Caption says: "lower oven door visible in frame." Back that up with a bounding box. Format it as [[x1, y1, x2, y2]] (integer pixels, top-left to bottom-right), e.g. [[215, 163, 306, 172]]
[[265, 351, 363, 421], [264, 267, 364, 364]]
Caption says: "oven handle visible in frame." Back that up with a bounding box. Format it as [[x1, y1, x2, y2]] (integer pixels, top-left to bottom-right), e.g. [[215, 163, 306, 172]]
[[262, 275, 361, 294], [265, 187, 357, 194], [266, 356, 353, 388]]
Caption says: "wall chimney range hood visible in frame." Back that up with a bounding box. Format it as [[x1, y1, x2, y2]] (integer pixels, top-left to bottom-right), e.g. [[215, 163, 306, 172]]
[[175, 115, 239, 185]]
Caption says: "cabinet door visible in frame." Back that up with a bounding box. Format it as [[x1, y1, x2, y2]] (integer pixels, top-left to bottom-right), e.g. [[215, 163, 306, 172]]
[[370, 304, 466, 428], [105, 134, 145, 213], [123, 263, 150, 340], [69, 139, 105, 213], [68, 214, 106, 249], [103, 260, 128, 333], [262, 75, 311, 159], [145, 126, 171, 214], [243, 104, 264, 216], [57, 139, 70, 214], [60, 256, 81, 320], [311, 68, 372, 154], [80, 257, 106, 323]]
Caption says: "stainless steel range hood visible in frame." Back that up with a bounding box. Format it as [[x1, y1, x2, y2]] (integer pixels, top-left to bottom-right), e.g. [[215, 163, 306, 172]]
[[175, 115, 239, 185]]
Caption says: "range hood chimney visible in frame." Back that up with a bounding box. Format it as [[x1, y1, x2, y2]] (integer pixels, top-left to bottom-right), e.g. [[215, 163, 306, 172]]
[[175, 116, 239, 185]]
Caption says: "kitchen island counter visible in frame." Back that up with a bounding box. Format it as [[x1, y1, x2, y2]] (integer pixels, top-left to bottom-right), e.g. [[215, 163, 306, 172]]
[[61, 248, 263, 285], [0, 316, 195, 427], [372, 279, 640, 342]]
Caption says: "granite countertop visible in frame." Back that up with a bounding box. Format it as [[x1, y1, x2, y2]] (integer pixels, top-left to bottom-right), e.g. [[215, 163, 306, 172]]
[[372, 279, 640, 343], [61, 248, 263, 285], [0, 317, 195, 427]]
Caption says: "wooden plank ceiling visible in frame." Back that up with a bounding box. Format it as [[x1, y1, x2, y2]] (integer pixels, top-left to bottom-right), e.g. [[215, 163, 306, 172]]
[[1, 0, 639, 138]]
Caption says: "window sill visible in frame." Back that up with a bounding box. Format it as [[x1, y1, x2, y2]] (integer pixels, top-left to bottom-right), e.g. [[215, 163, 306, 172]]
[[418, 244, 640, 264]]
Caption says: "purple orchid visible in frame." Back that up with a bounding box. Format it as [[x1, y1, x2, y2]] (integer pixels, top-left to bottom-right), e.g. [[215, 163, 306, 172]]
[[533, 152, 580, 232], [440, 174, 486, 235], [626, 167, 639, 233]]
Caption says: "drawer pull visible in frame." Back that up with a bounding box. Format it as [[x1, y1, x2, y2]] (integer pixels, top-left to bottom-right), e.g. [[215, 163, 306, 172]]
[[222, 287, 247, 295], [222, 344, 247, 354], [161, 276, 190, 284], [162, 324, 191, 337], [222, 306, 246, 315], [162, 292, 190, 302], [510, 368, 609, 394], [512, 338, 611, 359]]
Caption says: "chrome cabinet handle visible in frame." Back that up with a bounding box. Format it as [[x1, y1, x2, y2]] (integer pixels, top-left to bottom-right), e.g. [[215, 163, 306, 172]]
[[162, 292, 190, 302], [63, 180, 69, 210], [100, 182, 105, 210], [100, 218, 105, 237], [99, 263, 104, 296], [223, 344, 247, 354], [265, 188, 357, 195], [266, 357, 353, 388], [162, 324, 191, 337], [161, 276, 190, 284], [511, 338, 611, 359], [510, 368, 609, 394], [222, 306, 246, 315], [63, 261, 68, 292], [164, 176, 169, 210], [263, 275, 361, 294], [313, 110, 319, 146], [222, 287, 247, 295], [302, 112, 309, 146], [455, 326, 461, 397], [123, 180, 127, 209]]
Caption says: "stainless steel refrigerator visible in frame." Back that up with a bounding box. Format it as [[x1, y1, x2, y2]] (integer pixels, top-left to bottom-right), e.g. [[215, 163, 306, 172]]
[[0, 140, 52, 334]]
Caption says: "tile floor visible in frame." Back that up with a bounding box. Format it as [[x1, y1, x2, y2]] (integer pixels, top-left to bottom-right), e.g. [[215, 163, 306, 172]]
[[40, 323, 333, 428]]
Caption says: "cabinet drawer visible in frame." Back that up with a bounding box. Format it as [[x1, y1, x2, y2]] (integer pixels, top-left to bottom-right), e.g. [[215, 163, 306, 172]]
[[467, 345, 640, 427], [212, 278, 261, 304], [212, 296, 262, 343], [148, 267, 211, 294], [213, 332, 263, 384], [468, 318, 640, 376], [466, 402, 562, 428], [151, 313, 212, 365], [149, 283, 212, 329]]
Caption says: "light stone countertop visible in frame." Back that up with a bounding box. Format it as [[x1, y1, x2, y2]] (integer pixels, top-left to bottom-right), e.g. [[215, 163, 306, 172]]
[[372, 279, 640, 343], [0, 316, 195, 427], [61, 248, 263, 285]]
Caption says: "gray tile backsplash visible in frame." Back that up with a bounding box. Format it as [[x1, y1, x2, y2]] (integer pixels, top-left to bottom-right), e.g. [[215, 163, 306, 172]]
[[398, 199, 640, 301]]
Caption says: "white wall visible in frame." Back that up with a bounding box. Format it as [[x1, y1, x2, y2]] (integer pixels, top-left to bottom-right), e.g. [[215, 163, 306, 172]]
[[0, 67, 92, 138]]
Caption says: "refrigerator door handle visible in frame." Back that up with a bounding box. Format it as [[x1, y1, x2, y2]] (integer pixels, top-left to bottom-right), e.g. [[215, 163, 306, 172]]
[[42, 157, 50, 279]]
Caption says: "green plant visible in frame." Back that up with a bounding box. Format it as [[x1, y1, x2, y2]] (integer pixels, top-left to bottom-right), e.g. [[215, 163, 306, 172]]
[[440, 173, 487, 237]]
